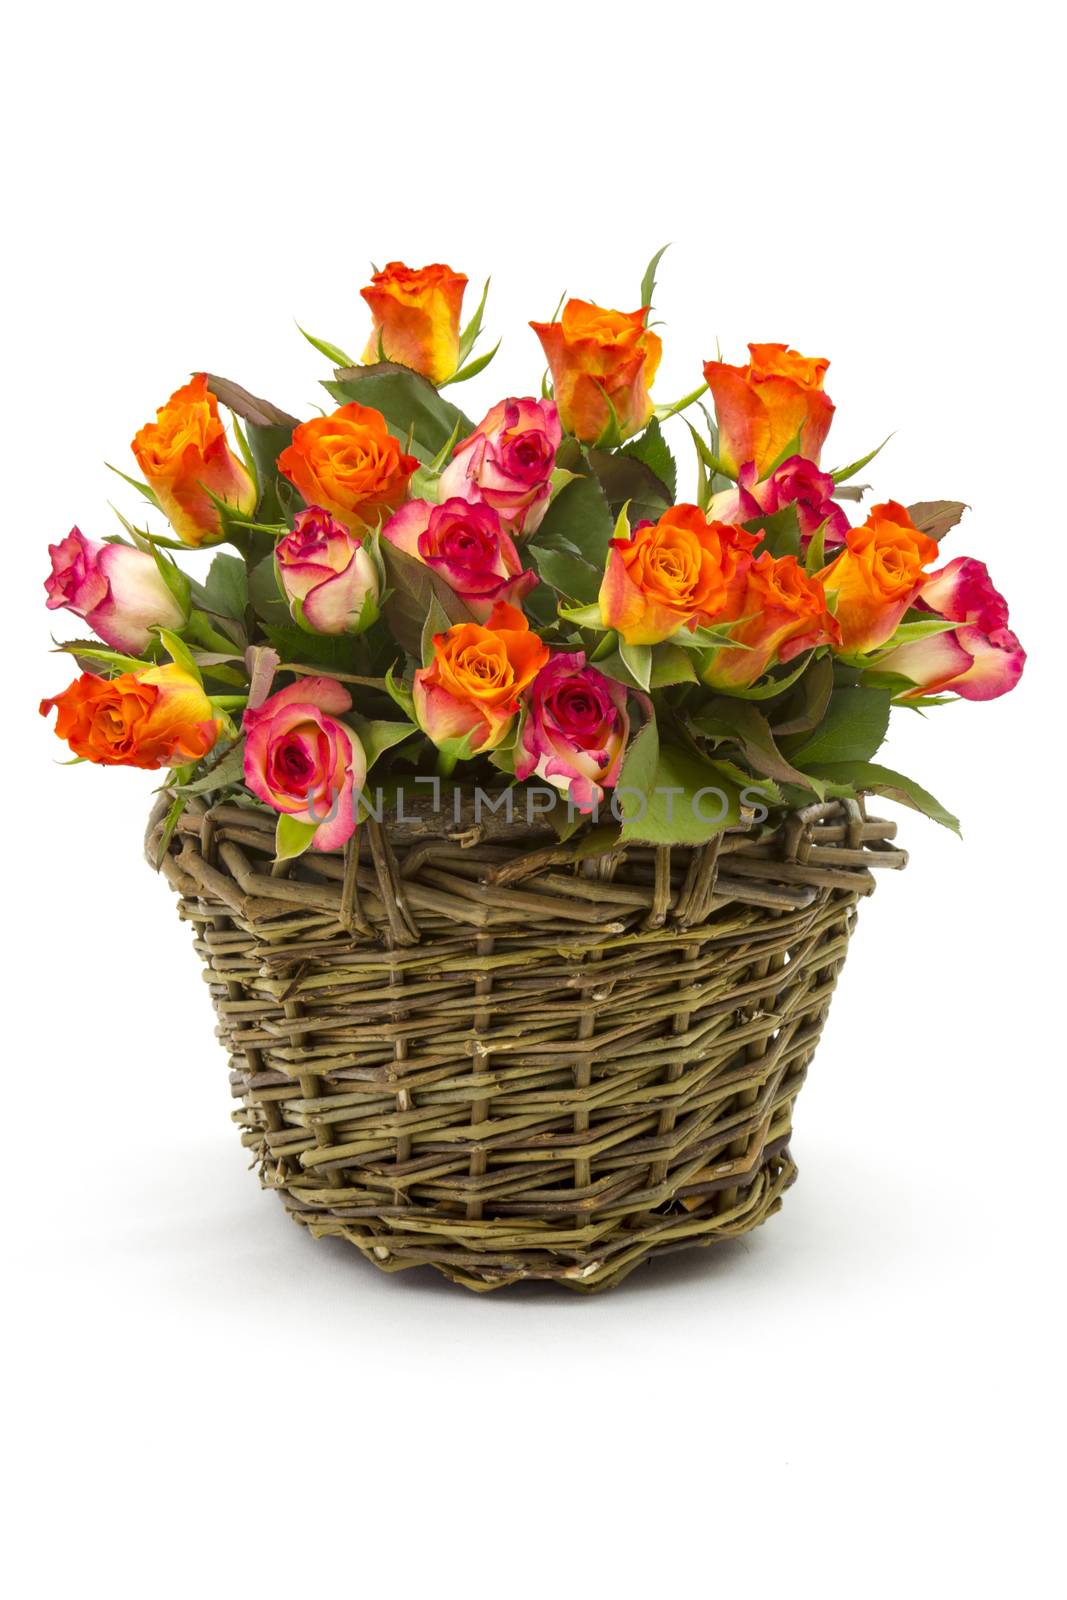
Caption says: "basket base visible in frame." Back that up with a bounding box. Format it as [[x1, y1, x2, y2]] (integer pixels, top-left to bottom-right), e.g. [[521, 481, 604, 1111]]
[[263, 1143, 799, 1293]]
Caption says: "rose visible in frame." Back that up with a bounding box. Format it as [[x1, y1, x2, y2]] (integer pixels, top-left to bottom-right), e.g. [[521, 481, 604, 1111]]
[[275, 506, 381, 634], [277, 402, 418, 533], [383, 497, 537, 620], [701, 553, 840, 691], [599, 504, 757, 646], [45, 527, 185, 653], [817, 501, 939, 654], [514, 652, 630, 812], [39, 663, 220, 769], [708, 456, 850, 548], [438, 397, 561, 536], [880, 557, 1026, 701], [413, 601, 549, 755], [360, 261, 468, 385], [242, 678, 367, 852], [131, 374, 256, 547], [530, 299, 661, 443], [703, 344, 835, 478]]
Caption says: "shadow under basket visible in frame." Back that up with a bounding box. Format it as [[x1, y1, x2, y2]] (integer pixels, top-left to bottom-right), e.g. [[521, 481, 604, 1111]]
[[148, 794, 906, 1293]]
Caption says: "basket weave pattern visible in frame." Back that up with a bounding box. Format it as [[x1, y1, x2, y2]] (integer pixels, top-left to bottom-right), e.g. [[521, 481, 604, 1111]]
[[152, 797, 905, 1291]]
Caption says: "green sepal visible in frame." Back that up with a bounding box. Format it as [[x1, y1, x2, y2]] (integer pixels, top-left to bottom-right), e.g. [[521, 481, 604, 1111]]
[[275, 813, 320, 862]]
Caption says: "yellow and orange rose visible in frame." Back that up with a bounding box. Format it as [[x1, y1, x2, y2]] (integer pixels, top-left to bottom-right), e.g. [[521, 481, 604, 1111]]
[[701, 553, 840, 690], [131, 374, 256, 548], [40, 663, 220, 769], [599, 504, 757, 646], [413, 602, 549, 754], [360, 261, 468, 386], [703, 343, 834, 478], [530, 299, 661, 443], [277, 402, 419, 533], [818, 501, 939, 653]]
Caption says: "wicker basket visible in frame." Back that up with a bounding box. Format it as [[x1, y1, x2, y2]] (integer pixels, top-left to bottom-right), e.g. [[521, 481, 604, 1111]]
[[148, 794, 906, 1292]]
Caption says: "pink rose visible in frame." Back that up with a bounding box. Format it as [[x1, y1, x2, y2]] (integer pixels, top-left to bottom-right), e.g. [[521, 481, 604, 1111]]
[[438, 397, 561, 536], [880, 556, 1026, 701], [515, 651, 630, 812], [44, 527, 185, 653], [275, 506, 381, 634], [382, 496, 537, 620], [709, 455, 850, 547], [242, 677, 367, 850]]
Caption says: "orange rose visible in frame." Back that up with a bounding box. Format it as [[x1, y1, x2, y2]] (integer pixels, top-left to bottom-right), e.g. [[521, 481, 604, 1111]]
[[701, 553, 840, 690], [277, 402, 419, 532], [413, 601, 549, 753], [599, 505, 757, 646], [360, 260, 468, 385], [131, 374, 257, 547], [703, 343, 834, 478], [530, 299, 662, 444], [818, 501, 939, 653], [40, 663, 220, 769]]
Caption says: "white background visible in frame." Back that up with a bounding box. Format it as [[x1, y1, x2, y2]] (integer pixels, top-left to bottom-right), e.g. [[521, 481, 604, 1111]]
[[6, 3, 1063, 1594]]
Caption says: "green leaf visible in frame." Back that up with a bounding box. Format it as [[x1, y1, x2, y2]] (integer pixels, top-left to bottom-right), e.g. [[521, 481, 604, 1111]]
[[588, 445, 672, 524], [788, 686, 893, 768], [248, 555, 289, 628], [347, 714, 419, 771], [379, 538, 475, 658], [699, 652, 815, 698], [262, 624, 360, 673], [421, 590, 453, 669], [617, 721, 742, 846], [907, 501, 968, 540], [618, 640, 652, 690], [275, 813, 320, 862], [639, 243, 671, 315], [769, 655, 834, 736], [619, 417, 677, 501], [529, 544, 602, 604], [203, 552, 249, 620], [175, 740, 247, 795], [205, 375, 301, 525], [297, 324, 357, 367], [694, 699, 823, 792], [442, 339, 501, 387], [802, 761, 960, 834], [748, 503, 801, 559], [154, 628, 202, 682], [830, 435, 894, 484], [325, 363, 473, 465], [534, 471, 614, 570]]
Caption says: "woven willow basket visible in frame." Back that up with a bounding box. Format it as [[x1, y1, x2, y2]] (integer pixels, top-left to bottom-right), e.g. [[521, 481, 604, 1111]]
[[148, 792, 906, 1292]]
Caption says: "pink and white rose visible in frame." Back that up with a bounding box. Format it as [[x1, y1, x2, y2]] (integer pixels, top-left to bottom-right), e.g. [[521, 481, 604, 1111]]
[[45, 527, 185, 653], [275, 506, 381, 635], [515, 651, 630, 812], [242, 677, 366, 850], [708, 455, 850, 547], [880, 556, 1026, 701], [438, 397, 561, 536], [382, 496, 537, 620]]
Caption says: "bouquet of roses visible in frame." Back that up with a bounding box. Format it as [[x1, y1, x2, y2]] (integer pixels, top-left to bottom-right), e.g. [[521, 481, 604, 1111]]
[[40, 251, 1025, 860]]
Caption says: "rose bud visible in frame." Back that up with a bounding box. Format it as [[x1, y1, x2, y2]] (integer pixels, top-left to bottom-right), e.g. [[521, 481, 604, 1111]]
[[515, 652, 630, 812], [438, 397, 561, 537], [360, 261, 468, 385], [701, 553, 840, 691], [817, 501, 939, 654], [382, 497, 537, 621], [880, 557, 1026, 701], [708, 455, 850, 548], [45, 527, 185, 653], [599, 504, 757, 646], [413, 602, 549, 755], [131, 374, 256, 547], [530, 299, 661, 444], [242, 677, 367, 852], [40, 663, 220, 769], [704, 344, 835, 478], [275, 506, 381, 634], [277, 402, 419, 534]]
